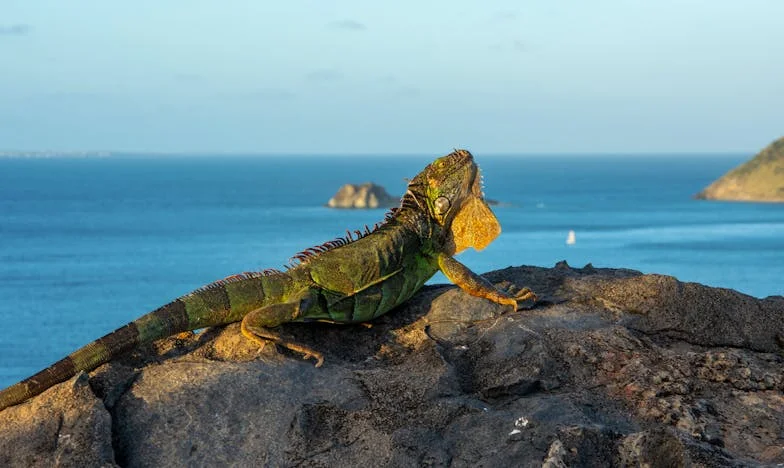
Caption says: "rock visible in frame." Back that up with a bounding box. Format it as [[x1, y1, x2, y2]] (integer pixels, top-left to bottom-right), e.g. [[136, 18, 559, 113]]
[[0, 372, 115, 467], [326, 183, 399, 209], [1, 263, 782, 466], [696, 136, 784, 202]]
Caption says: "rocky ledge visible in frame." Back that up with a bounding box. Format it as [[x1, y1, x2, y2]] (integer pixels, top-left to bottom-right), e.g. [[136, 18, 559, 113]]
[[1, 262, 782, 467]]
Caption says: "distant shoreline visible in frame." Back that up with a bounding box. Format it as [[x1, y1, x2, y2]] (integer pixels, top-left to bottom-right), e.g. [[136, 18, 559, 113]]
[[0, 151, 113, 158]]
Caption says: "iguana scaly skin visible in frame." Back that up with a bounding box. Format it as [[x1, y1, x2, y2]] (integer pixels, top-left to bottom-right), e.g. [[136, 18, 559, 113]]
[[0, 149, 536, 411]]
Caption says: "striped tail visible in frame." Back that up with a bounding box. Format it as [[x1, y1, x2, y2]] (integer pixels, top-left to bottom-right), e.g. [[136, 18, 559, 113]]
[[0, 272, 286, 412]]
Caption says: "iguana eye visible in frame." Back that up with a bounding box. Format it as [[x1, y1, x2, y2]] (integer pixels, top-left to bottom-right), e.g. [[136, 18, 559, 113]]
[[434, 196, 450, 215]]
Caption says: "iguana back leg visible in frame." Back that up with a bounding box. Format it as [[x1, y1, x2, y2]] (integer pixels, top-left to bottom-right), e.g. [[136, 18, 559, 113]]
[[240, 291, 325, 367]]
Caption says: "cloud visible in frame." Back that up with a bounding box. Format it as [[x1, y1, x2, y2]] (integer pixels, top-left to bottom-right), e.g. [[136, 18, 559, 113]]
[[490, 11, 518, 22], [26, 91, 107, 101], [219, 89, 297, 102], [245, 89, 297, 101], [173, 73, 204, 83], [488, 40, 527, 53], [377, 74, 397, 84], [375, 76, 421, 97], [328, 20, 366, 31], [305, 69, 343, 82], [395, 87, 421, 98], [0, 24, 31, 36]]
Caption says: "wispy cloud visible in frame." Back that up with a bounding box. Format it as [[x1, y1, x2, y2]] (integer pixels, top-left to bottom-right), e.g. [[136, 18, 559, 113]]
[[490, 11, 518, 22], [376, 76, 421, 97], [219, 89, 297, 102], [305, 69, 343, 82], [488, 40, 527, 53], [173, 73, 204, 83], [0, 24, 32, 36], [395, 87, 421, 98], [377, 74, 397, 84], [328, 19, 366, 31], [20, 91, 116, 105], [245, 89, 297, 101]]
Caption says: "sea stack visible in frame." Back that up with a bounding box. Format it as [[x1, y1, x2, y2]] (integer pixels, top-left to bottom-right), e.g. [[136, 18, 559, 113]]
[[696, 136, 784, 202], [326, 183, 399, 209]]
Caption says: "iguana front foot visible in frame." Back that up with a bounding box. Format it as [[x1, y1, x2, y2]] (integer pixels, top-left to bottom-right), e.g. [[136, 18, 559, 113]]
[[497, 282, 537, 311], [437, 253, 537, 312]]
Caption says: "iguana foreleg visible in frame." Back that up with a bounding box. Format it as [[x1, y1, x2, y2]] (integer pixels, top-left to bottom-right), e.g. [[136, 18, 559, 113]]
[[436, 253, 536, 311], [240, 290, 325, 367]]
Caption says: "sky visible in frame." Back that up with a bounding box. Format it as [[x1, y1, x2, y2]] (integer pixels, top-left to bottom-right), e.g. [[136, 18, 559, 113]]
[[1, 0, 783, 154]]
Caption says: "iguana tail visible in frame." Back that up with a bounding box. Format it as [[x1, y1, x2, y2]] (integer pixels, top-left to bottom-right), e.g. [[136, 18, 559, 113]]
[[0, 272, 289, 411]]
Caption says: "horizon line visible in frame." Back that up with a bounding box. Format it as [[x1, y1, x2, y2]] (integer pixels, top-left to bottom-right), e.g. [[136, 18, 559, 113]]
[[0, 149, 752, 158]]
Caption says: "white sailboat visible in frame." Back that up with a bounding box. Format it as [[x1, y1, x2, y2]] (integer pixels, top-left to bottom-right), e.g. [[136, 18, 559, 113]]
[[566, 230, 576, 245]]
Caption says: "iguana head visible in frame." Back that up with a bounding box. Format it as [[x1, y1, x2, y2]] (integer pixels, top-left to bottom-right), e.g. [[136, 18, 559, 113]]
[[406, 149, 501, 254]]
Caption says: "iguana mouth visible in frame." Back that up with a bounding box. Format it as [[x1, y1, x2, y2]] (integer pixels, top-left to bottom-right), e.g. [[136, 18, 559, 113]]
[[469, 165, 483, 199], [448, 151, 480, 198]]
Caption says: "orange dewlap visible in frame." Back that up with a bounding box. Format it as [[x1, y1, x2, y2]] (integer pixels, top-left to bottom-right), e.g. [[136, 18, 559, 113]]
[[450, 196, 501, 253]]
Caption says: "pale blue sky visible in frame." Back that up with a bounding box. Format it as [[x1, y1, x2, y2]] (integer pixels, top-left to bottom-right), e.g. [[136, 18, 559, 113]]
[[1, 0, 783, 153]]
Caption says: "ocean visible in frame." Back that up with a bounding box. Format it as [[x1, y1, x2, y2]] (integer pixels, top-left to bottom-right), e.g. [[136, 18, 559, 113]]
[[0, 153, 782, 387]]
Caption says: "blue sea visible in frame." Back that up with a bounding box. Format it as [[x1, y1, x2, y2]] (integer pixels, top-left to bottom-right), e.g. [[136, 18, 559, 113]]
[[1, 154, 782, 387]]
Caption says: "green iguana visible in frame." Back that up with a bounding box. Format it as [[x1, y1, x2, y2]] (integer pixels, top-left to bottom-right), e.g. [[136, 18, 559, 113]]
[[0, 149, 536, 412]]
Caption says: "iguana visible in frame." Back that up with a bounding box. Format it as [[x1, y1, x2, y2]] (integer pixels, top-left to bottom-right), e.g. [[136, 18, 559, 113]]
[[0, 149, 536, 412]]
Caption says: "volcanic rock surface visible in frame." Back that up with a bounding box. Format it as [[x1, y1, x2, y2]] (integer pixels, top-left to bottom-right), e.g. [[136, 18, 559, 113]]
[[1, 262, 782, 467]]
